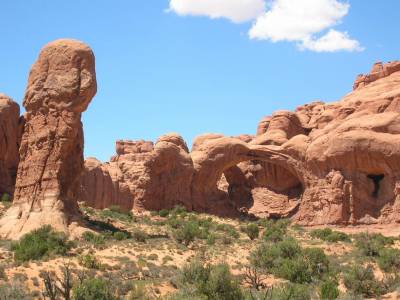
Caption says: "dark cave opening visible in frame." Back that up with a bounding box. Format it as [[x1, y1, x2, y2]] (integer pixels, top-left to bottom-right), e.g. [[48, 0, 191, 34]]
[[367, 174, 385, 198]]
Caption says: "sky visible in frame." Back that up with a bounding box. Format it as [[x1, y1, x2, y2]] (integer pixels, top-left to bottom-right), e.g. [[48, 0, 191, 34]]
[[1, 0, 399, 162]]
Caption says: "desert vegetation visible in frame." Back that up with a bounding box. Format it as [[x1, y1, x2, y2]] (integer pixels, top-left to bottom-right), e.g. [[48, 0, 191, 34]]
[[0, 202, 399, 299]]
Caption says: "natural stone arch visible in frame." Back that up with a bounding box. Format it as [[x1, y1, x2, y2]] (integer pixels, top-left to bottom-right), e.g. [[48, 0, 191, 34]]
[[190, 136, 305, 215]]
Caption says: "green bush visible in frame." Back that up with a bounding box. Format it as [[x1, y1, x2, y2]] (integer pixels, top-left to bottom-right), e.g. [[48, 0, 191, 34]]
[[268, 283, 312, 300], [242, 224, 259, 240], [251, 237, 330, 284], [319, 279, 339, 300], [0, 193, 10, 202], [78, 253, 102, 269], [132, 229, 147, 243], [302, 247, 330, 277], [276, 256, 312, 283], [11, 225, 72, 263], [159, 209, 170, 217], [170, 205, 188, 217], [82, 231, 106, 247], [354, 232, 394, 257], [99, 205, 133, 222], [343, 264, 386, 297], [173, 222, 199, 245], [262, 219, 289, 242], [310, 228, 350, 243], [73, 277, 117, 300], [180, 261, 244, 300], [0, 281, 32, 300], [216, 223, 239, 239], [112, 231, 130, 241], [377, 248, 400, 273], [168, 216, 184, 229]]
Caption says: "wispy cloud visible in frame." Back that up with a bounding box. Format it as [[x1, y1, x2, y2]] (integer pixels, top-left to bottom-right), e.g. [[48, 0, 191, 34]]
[[168, 0, 265, 23], [168, 0, 363, 53], [301, 29, 364, 52]]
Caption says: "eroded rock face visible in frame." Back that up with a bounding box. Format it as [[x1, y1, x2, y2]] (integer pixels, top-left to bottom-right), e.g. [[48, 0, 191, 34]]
[[0, 94, 22, 196], [0, 39, 97, 238], [79, 133, 194, 212], [72, 59, 400, 225]]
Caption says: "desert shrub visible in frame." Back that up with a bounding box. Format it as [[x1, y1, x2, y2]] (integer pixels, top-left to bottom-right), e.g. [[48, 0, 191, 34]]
[[207, 233, 217, 245], [147, 253, 158, 261], [158, 209, 170, 218], [168, 216, 184, 229], [241, 223, 259, 240], [73, 277, 117, 300], [132, 229, 147, 243], [276, 256, 312, 283], [99, 205, 133, 222], [310, 228, 350, 243], [268, 283, 312, 300], [180, 261, 244, 300], [0, 264, 7, 281], [127, 282, 148, 299], [170, 205, 188, 217], [78, 253, 102, 269], [377, 248, 400, 273], [112, 231, 130, 241], [302, 247, 330, 277], [0, 281, 32, 300], [251, 237, 330, 284], [354, 232, 394, 257], [0, 193, 10, 203], [343, 264, 386, 297], [262, 219, 290, 242], [11, 225, 72, 263], [173, 222, 199, 245], [216, 223, 239, 239], [319, 279, 339, 300], [222, 235, 233, 245], [82, 231, 106, 247]]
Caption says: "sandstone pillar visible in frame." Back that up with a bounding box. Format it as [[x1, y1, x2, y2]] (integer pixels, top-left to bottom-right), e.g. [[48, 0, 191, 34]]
[[0, 39, 97, 239]]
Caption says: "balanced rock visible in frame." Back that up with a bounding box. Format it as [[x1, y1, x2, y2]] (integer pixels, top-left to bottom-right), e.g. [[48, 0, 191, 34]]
[[0, 39, 97, 238]]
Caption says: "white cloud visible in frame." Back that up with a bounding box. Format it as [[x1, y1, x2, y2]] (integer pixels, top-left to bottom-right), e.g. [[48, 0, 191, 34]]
[[249, 0, 348, 41], [168, 0, 363, 53], [301, 29, 364, 52], [168, 0, 265, 23], [249, 0, 363, 52]]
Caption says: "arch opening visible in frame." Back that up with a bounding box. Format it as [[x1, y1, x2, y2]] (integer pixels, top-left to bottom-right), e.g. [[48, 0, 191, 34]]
[[216, 159, 304, 218]]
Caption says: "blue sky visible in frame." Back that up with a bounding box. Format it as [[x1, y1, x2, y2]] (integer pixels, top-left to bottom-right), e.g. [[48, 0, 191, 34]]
[[1, 0, 399, 161]]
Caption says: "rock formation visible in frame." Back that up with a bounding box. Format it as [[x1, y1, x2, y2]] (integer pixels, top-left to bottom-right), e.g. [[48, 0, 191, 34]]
[[76, 61, 400, 225], [79, 133, 194, 212], [0, 39, 97, 238], [2, 38, 400, 232], [0, 94, 22, 197]]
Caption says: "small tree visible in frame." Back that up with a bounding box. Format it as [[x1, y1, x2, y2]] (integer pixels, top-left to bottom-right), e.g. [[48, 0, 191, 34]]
[[243, 266, 267, 291], [40, 263, 74, 300]]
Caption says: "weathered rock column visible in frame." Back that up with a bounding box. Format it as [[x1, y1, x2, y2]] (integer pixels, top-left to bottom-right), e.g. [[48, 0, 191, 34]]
[[0, 94, 21, 196], [0, 39, 97, 239]]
